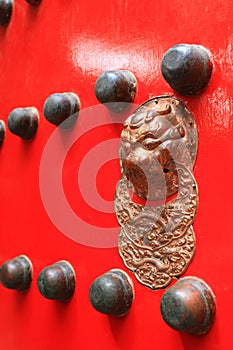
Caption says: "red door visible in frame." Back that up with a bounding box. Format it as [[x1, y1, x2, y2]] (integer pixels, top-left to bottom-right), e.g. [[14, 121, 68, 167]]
[[0, 0, 231, 349]]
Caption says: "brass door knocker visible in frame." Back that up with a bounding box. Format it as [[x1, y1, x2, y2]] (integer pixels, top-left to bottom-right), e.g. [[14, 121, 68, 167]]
[[114, 96, 198, 290]]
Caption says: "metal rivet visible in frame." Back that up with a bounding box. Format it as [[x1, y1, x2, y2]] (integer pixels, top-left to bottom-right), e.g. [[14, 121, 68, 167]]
[[25, 0, 42, 5], [0, 255, 33, 291], [160, 277, 216, 334], [161, 44, 213, 95], [37, 261, 76, 302], [43, 92, 81, 127], [8, 107, 39, 140], [0, 0, 13, 26], [0, 120, 6, 144], [89, 269, 134, 316], [95, 70, 137, 113]]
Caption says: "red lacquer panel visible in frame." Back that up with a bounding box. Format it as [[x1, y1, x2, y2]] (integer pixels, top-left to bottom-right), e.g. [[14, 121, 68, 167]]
[[0, 0, 232, 349]]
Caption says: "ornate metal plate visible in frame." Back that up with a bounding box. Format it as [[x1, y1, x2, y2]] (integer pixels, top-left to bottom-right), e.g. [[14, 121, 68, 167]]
[[115, 96, 198, 290]]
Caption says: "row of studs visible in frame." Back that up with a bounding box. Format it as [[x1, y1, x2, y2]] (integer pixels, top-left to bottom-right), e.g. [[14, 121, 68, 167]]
[[0, 42, 214, 144], [0, 255, 133, 308], [0, 254, 216, 334], [0, 70, 138, 144], [1, 0, 213, 99]]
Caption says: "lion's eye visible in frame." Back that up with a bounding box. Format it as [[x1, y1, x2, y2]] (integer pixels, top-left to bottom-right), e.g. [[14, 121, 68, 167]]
[[142, 138, 161, 150], [138, 132, 156, 142]]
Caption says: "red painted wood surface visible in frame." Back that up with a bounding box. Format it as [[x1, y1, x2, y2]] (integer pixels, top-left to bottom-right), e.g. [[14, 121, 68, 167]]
[[0, 0, 232, 349]]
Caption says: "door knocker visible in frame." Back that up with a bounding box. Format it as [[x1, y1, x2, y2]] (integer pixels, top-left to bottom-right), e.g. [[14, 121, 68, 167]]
[[114, 96, 198, 290]]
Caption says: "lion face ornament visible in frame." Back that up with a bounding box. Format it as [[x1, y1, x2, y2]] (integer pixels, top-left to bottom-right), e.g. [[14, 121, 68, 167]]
[[114, 96, 198, 290]]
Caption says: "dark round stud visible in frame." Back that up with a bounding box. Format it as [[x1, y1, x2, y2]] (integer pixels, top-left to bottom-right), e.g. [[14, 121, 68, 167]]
[[38, 261, 76, 302], [95, 70, 137, 113], [161, 44, 213, 95], [0, 255, 33, 291], [7, 107, 39, 140], [0, 120, 6, 145], [0, 0, 13, 26], [25, 0, 42, 5], [160, 277, 216, 334], [89, 269, 134, 316], [43, 92, 80, 127]]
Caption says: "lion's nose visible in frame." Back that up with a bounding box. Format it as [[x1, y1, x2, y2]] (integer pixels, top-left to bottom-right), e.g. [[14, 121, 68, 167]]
[[137, 154, 151, 167]]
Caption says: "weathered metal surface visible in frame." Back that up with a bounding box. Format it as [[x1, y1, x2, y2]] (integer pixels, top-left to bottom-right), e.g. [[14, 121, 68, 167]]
[[0, 120, 6, 144], [161, 44, 213, 95], [119, 96, 198, 200], [89, 269, 134, 316], [0, 255, 32, 291], [0, 0, 13, 26], [160, 276, 216, 334], [37, 261, 76, 302], [43, 92, 80, 127], [7, 107, 39, 140], [95, 70, 137, 113], [115, 165, 198, 289], [115, 97, 198, 289]]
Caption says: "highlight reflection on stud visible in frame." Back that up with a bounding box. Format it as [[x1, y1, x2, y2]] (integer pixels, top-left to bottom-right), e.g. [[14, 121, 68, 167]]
[[160, 277, 216, 334], [95, 70, 137, 113], [38, 261, 76, 302], [0, 0, 14, 26], [0, 255, 33, 291], [8, 107, 39, 140], [89, 269, 134, 316], [43, 92, 80, 127], [161, 44, 213, 95]]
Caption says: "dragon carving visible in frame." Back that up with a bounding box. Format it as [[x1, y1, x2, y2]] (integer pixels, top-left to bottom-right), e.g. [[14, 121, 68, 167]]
[[114, 96, 198, 289]]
